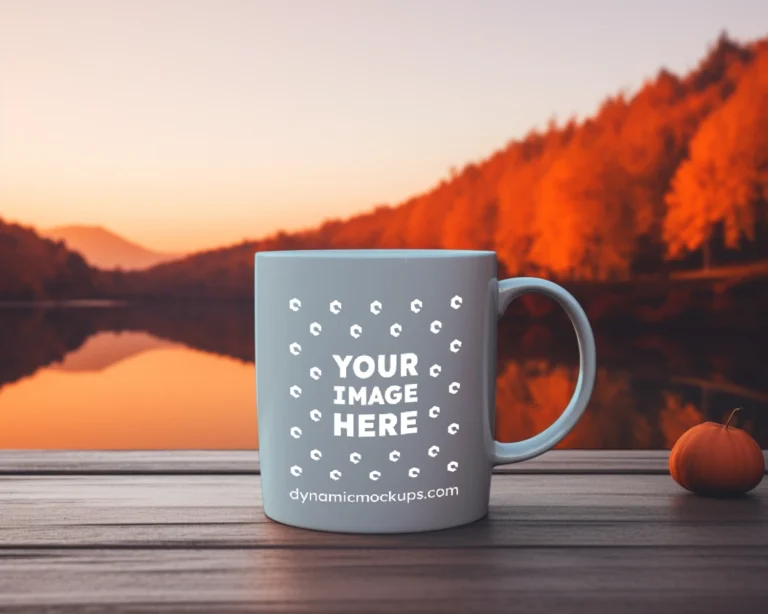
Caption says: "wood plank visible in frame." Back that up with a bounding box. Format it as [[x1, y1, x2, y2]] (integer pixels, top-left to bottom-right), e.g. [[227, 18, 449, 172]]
[[0, 547, 766, 613], [1, 450, 765, 475], [1, 472, 766, 612], [0, 450, 700, 475], [0, 451, 262, 475], [1, 475, 765, 548]]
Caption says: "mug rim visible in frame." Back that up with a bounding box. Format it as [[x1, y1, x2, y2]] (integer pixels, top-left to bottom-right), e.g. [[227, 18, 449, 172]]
[[256, 249, 496, 259]]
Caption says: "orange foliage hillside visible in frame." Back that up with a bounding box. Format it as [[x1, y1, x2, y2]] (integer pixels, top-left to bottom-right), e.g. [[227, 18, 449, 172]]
[[115, 34, 768, 301], [3, 35, 768, 303]]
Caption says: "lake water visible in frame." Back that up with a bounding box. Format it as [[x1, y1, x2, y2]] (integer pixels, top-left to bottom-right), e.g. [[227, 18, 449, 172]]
[[1, 304, 766, 449]]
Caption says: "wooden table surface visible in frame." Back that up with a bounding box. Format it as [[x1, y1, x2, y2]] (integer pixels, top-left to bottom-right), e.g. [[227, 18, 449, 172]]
[[0, 451, 766, 614]]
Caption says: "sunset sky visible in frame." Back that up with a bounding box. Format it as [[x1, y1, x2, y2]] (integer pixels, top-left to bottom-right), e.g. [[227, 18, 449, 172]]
[[2, 0, 768, 253]]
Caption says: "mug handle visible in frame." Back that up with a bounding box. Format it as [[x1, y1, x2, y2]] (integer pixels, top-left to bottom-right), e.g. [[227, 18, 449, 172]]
[[493, 277, 597, 465]]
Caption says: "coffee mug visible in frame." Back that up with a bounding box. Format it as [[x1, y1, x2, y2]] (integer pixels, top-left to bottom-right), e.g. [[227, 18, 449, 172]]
[[255, 249, 596, 533]]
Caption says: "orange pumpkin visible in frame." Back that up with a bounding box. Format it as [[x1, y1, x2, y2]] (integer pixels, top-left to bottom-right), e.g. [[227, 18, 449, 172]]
[[669, 408, 765, 497]]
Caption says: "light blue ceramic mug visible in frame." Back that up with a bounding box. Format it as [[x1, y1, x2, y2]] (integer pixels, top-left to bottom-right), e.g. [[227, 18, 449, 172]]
[[255, 250, 596, 533]]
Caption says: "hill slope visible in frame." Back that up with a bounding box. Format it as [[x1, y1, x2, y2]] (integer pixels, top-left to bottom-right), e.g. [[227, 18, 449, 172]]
[[43, 225, 180, 270], [120, 34, 768, 300], [0, 219, 97, 300]]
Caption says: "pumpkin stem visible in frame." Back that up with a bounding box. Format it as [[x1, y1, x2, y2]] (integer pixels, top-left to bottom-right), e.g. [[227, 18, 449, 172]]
[[724, 407, 743, 430]]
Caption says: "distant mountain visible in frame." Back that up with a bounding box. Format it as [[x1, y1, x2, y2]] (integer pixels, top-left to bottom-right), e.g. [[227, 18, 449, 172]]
[[118, 33, 768, 300], [0, 218, 97, 300], [42, 225, 181, 270]]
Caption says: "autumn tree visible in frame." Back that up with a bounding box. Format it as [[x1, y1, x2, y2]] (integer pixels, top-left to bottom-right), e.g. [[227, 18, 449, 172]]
[[527, 96, 641, 281], [493, 154, 541, 274], [439, 162, 499, 251], [493, 124, 575, 275], [528, 143, 636, 279], [664, 52, 768, 268]]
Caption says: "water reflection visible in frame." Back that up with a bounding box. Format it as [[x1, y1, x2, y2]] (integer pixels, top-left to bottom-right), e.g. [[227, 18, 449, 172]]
[[0, 332, 257, 449], [0, 304, 766, 449]]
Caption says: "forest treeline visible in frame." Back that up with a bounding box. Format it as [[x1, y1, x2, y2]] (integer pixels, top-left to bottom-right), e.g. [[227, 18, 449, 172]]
[[2, 34, 767, 301]]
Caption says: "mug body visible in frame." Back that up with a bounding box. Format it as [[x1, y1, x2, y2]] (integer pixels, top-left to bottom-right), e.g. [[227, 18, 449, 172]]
[[255, 249, 498, 533]]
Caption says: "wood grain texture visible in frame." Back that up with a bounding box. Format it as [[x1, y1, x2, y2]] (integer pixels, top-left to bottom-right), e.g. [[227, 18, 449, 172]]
[[0, 453, 766, 613], [1, 547, 766, 614], [1, 475, 766, 549], [0, 451, 261, 475], [1, 450, 764, 476]]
